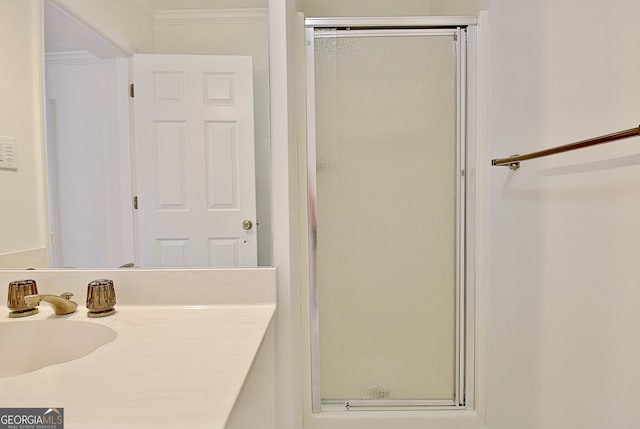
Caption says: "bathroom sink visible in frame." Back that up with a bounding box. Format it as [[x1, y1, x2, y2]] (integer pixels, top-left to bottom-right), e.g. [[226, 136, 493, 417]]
[[0, 268, 276, 429], [0, 320, 117, 378]]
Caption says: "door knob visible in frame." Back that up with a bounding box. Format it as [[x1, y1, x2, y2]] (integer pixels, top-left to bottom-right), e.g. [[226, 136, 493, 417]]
[[242, 220, 253, 230]]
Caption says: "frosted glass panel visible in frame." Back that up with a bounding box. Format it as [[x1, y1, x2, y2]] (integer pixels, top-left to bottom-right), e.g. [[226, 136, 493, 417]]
[[314, 33, 457, 402]]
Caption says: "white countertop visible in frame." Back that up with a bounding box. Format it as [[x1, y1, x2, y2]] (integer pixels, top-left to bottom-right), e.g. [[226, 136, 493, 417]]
[[0, 268, 276, 429]]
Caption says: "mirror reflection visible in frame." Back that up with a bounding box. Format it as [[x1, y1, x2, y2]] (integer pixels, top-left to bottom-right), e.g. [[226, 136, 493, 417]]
[[0, 0, 271, 269]]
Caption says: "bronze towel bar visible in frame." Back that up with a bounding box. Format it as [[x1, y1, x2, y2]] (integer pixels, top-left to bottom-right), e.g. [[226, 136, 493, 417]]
[[491, 125, 640, 170]]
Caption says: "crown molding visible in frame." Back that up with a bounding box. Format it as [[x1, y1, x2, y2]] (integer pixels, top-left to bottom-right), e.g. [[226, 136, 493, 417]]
[[46, 51, 111, 66], [155, 8, 268, 25]]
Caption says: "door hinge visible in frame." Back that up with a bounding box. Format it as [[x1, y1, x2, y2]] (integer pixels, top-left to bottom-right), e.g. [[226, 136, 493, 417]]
[[133, 196, 138, 210], [129, 83, 135, 98]]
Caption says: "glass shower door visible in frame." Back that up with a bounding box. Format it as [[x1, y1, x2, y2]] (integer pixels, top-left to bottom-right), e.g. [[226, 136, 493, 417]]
[[308, 27, 467, 409]]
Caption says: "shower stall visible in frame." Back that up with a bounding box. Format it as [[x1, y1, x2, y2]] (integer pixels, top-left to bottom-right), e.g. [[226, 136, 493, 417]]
[[304, 16, 477, 412]]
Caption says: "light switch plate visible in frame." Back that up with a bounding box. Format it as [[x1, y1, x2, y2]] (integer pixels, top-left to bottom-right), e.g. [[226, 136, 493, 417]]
[[0, 136, 17, 170]]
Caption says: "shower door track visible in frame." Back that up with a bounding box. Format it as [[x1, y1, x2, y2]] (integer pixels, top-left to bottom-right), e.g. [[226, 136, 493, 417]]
[[322, 399, 459, 412]]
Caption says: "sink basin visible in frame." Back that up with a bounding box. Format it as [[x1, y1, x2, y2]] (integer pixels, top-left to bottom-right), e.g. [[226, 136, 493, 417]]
[[0, 320, 117, 378]]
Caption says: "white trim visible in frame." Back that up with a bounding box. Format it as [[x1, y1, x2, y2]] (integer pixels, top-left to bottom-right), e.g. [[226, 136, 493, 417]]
[[0, 248, 48, 269], [463, 24, 478, 411], [45, 51, 103, 66], [116, 57, 135, 267], [44, 97, 61, 267], [268, 2, 303, 429], [471, 11, 489, 424], [455, 26, 468, 408], [155, 8, 269, 25], [303, 25, 321, 413], [313, 28, 459, 38], [323, 399, 458, 411], [305, 16, 477, 28], [34, 1, 52, 269], [304, 409, 483, 429]]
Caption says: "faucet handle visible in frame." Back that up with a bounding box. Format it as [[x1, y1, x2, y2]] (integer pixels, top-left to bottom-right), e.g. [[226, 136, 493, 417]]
[[86, 279, 116, 318], [7, 279, 40, 317]]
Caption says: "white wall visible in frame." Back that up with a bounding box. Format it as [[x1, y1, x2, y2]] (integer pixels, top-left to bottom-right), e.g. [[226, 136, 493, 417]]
[[268, 2, 304, 429], [0, 0, 47, 265], [488, 0, 640, 428], [430, 0, 487, 15], [300, 0, 488, 16], [300, 0, 431, 16], [60, 0, 153, 52], [153, 12, 272, 266], [46, 56, 126, 268]]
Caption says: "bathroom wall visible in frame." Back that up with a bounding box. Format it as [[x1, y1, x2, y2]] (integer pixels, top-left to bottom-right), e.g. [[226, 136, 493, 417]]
[[300, 0, 432, 16], [279, 0, 640, 428], [0, 0, 48, 267], [60, 0, 153, 52], [488, 0, 640, 428], [8, 0, 637, 428], [300, 0, 487, 16], [429, 0, 487, 15]]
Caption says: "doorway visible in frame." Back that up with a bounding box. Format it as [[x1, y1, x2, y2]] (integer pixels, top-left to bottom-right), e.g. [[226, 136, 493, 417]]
[[305, 17, 477, 411], [44, 1, 133, 268]]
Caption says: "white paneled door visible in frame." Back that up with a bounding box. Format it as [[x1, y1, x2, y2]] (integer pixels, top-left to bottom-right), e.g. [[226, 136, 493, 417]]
[[133, 54, 257, 267]]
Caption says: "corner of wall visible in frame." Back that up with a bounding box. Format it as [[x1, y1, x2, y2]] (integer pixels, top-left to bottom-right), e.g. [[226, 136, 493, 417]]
[[0, 0, 49, 257]]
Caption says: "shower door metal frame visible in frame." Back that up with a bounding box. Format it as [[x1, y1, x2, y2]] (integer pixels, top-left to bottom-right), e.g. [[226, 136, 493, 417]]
[[305, 16, 478, 413]]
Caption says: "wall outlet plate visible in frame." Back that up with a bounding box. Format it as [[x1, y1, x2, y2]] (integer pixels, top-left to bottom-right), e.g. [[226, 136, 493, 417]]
[[0, 136, 17, 170]]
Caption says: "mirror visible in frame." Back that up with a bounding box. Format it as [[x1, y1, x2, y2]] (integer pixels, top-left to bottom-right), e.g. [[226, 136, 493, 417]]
[[1, 0, 271, 269]]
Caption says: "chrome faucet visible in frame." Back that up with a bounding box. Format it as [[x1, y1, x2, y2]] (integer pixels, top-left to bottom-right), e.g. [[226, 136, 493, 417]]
[[23, 293, 78, 316], [86, 279, 116, 317], [7, 279, 40, 318]]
